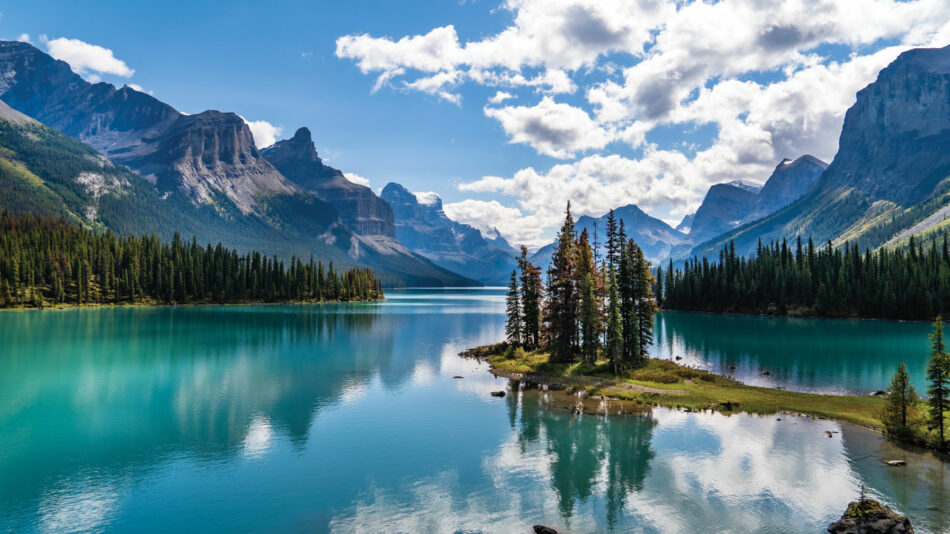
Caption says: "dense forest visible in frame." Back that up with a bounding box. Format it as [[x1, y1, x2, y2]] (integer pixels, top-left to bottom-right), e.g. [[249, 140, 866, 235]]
[[506, 204, 657, 371], [659, 236, 950, 320], [0, 213, 382, 308]]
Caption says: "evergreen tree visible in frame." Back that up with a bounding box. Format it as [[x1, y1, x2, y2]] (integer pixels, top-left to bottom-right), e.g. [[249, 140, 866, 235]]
[[927, 316, 950, 448], [518, 245, 542, 349], [547, 202, 579, 362], [606, 267, 623, 375], [580, 271, 599, 367], [881, 361, 919, 438], [505, 269, 523, 345]]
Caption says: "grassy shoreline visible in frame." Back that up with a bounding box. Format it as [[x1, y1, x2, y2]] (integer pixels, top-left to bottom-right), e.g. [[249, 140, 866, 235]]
[[464, 343, 886, 430]]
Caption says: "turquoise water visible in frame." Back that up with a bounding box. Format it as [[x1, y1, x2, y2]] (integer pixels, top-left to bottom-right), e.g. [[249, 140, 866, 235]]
[[0, 289, 947, 533]]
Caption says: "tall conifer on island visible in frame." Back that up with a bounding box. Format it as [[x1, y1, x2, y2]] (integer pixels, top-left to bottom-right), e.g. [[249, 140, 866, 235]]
[[927, 315, 950, 448], [506, 269, 523, 345], [881, 362, 919, 438], [517, 246, 542, 349], [606, 267, 624, 374], [577, 229, 600, 366], [547, 202, 579, 362]]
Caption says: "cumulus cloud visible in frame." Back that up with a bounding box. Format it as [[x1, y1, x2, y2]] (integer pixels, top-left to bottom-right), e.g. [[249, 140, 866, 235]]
[[45, 37, 134, 78], [442, 199, 528, 242], [240, 117, 283, 149], [15, 33, 30, 44], [485, 96, 613, 158], [413, 191, 441, 206], [488, 91, 515, 104], [344, 173, 371, 187], [338, 0, 950, 246]]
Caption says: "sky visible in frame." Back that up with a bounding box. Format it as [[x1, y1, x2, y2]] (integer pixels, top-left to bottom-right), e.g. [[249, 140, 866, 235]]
[[3, 0, 950, 248]]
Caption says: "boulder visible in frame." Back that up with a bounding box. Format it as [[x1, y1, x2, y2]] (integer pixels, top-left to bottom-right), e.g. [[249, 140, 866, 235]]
[[533, 526, 560, 534], [490, 391, 506, 397], [452, 376, 464, 379], [828, 498, 913, 533], [886, 460, 906, 467]]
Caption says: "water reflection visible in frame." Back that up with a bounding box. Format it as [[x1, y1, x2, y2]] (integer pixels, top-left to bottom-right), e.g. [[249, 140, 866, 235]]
[[0, 293, 947, 533], [654, 311, 933, 394]]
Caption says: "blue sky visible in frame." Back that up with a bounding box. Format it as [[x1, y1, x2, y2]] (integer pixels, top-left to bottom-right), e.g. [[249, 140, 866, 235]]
[[3, 0, 949, 247]]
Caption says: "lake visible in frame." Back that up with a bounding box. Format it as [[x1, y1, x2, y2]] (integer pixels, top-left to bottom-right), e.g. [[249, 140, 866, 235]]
[[0, 289, 947, 533]]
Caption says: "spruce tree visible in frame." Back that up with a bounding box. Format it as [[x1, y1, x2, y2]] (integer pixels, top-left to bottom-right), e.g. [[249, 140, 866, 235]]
[[606, 267, 623, 375], [881, 361, 919, 437], [580, 271, 599, 367], [927, 315, 950, 448], [518, 245, 542, 349], [547, 202, 578, 362], [505, 269, 523, 345]]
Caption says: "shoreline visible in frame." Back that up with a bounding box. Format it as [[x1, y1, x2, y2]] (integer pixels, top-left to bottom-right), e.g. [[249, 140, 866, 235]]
[[0, 297, 385, 313], [462, 343, 888, 431]]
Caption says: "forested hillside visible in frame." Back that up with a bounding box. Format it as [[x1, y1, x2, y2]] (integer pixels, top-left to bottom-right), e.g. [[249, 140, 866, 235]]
[[661, 236, 950, 320], [0, 214, 382, 308]]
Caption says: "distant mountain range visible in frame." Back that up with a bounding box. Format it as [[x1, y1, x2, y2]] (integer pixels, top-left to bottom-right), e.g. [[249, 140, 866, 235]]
[[3, 37, 950, 281], [0, 40, 475, 287], [693, 44, 950, 259], [380, 183, 517, 285]]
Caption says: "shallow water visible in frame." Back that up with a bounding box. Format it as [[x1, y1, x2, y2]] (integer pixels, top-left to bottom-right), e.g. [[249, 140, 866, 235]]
[[0, 289, 946, 533]]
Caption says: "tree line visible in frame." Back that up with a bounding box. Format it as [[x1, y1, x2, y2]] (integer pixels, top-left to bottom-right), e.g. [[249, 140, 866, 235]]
[[881, 317, 950, 451], [506, 203, 657, 372], [659, 236, 950, 320], [0, 213, 383, 308]]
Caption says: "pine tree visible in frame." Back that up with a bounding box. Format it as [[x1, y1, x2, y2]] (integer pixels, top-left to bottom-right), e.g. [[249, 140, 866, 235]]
[[547, 202, 578, 362], [580, 271, 599, 367], [927, 315, 950, 448], [518, 246, 542, 349], [606, 267, 623, 375], [505, 269, 523, 345], [881, 361, 919, 437]]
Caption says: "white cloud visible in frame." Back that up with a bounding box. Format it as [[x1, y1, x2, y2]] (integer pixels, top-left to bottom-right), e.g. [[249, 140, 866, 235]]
[[344, 173, 371, 187], [15, 33, 30, 44], [485, 96, 613, 158], [488, 91, 515, 104], [443, 199, 526, 241], [240, 117, 283, 149], [45, 37, 134, 78], [338, 0, 950, 245], [413, 191, 441, 206]]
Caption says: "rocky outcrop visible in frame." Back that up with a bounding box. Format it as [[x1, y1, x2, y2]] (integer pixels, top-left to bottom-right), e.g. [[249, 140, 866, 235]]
[[0, 40, 293, 215], [261, 127, 396, 236], [827, 498, 914, 533], [381, 182, 516, 284]]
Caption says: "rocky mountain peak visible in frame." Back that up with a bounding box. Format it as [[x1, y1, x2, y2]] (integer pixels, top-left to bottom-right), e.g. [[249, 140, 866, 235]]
[[262, 128, 396, 237]]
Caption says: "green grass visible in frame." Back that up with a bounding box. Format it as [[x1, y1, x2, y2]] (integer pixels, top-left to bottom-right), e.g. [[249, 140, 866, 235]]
[[478, 345, 885, 429]]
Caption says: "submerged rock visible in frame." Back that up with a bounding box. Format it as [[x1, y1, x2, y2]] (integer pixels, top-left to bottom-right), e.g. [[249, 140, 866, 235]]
[[533, 525, 560, 534], [827, 498, 913, 533]]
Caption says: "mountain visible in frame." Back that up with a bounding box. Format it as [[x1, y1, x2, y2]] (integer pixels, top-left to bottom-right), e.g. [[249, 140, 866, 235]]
[[380, 182, 516, 285], [747, 156, 827, 221], [0, 40, 474, 287], [675, 212, 695, 233], [261, 127, 396, 237], [692, 44, 950, 259], [687, 182, 759, 244], [531, 204, 689, 269]]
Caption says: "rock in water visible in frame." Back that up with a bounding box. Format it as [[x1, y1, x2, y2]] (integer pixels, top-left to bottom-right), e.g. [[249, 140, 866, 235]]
[[827, 498, 914, 533], [533, 526, 560, 534], [490, 391, 506, 397]]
